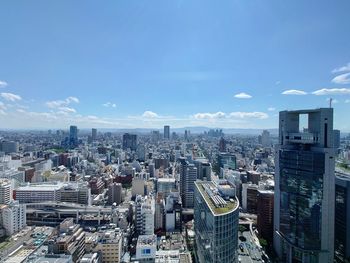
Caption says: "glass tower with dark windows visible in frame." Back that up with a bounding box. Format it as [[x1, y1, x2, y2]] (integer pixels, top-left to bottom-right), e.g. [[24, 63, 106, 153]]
[[334, 172, 350, 263], [274, 108, 335, 263], [69, 125, 78, 148], [194, 180, 239, 263], [164, 125, 170, 139]]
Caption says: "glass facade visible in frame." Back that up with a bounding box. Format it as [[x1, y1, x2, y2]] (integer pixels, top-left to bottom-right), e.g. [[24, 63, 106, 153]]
[[194, 185, 238, 263], [334, 184, 348, 263], [279, 149, 324, 251]]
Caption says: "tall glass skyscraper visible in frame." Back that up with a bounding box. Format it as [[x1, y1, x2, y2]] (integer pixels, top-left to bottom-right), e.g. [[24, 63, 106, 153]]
[[194, 180, 239, 263], [274, 108, 335, 263], [334, 171, 350, 263]]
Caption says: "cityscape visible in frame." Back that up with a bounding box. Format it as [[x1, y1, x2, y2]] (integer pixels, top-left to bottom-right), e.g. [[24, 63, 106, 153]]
[[1, 1, 350, 263]]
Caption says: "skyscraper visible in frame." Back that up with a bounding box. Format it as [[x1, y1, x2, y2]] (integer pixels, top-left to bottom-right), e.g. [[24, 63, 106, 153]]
[[274, 108, 335, 263], [91, 128, 97, 141], [122, 133, 137, 151], [164, 125, 170, 140], [334, 172, 350, 263], [69, 125, 78, 147], [194, 180, 239, 263], [179, 158, 197, 208]]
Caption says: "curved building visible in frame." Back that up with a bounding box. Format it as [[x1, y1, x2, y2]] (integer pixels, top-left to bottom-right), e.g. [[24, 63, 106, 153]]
[[194, 180, 239, 263]]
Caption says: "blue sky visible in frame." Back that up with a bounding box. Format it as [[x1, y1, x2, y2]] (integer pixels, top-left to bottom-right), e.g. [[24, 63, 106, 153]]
[[1, 0, 350, 130]]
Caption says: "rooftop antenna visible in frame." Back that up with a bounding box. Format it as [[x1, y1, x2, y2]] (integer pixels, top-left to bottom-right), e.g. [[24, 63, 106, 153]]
[[329, 98, 333, 108]]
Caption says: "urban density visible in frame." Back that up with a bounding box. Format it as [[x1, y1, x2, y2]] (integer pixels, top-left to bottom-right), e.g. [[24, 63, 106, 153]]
[[0, 107, 348, 262], [1, 1, 350, 263]]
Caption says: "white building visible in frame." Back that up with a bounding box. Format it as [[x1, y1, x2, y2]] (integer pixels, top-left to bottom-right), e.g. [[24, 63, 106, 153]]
[[1, 201, 26, 236], [14, 183, 62, 203], [135, 235, 157, 262], [0, 179, 12, 205], [135, 195, 155, 235]]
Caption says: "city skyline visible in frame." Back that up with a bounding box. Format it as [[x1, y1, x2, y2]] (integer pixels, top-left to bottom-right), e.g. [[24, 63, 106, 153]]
[[1, 1, 350, 130]]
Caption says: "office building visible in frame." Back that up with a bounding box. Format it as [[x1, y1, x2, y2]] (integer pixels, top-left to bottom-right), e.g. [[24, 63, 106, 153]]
[[194, 180, 239, 262], [261, 130, 271, 147], [69, 125, 78, 147], [164, 125, 170, 140], [107, 183, 122, 205], [92, 128, 97, 141], [242, 183, 259, 213], [157, 178, 176, 198], [334, 172, 350, 263], [122, 133, 137, 151], [217, 153, 236, 173], [179, 158, 197, 208], [0, 179, 11, 205], [257, 190, 274, 242], [274, 108, 335, 263], [0, 141, 19, 154]]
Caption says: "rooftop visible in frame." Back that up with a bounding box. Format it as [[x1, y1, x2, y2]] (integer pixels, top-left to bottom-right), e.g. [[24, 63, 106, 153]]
[[195, 181, 238, 216]]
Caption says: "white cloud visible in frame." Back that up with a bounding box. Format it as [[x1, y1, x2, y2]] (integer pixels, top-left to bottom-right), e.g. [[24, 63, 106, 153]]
[[281, 89, 307, 95], [142, 111, 159, 118], [234, 92, 252, 99], [57, 107, 76, 114], [345, 99, 350, 103], [0, 92, 22, 101], [0, 80, 8, 88], [332, 63, 350, 73], [268, 107, 276, 111], [193, 112, 226, 119], [0, 102, 6, 115], [332, 73, 350, 84], [229, 111, 268, 119], [46, 96, 79, 109], [312, 88, 350, 95], [103, 102, 117, 108]]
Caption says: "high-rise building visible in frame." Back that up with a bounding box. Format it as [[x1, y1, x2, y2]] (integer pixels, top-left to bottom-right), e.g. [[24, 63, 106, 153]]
[[69, 125, 78, 147], [257, 190, 274, 243], [274, 108, 335, 263], [261, 130, 271, 147], [179, 158, 197, 208], [1, 200, 26, 236], [217, 152, 236, 174], [333, 129, 341, 150], [135, 195, 155, 235], [219, 137, 226, 152], [0, 179, 12, 205], [154, 193, 165, 232], [107, 182, 122, 205], [164, 125, 170, 140], [0, 141, 19, 154], [194, 180, 239, 263], [334, 172, 350, 263], [122, 133, 137, 151], [91, 128, 97, 141]]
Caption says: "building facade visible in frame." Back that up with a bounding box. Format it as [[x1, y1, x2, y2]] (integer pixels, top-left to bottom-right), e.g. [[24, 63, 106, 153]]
[[274, 108, 335, 263], [194, 180, 239, 263]]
